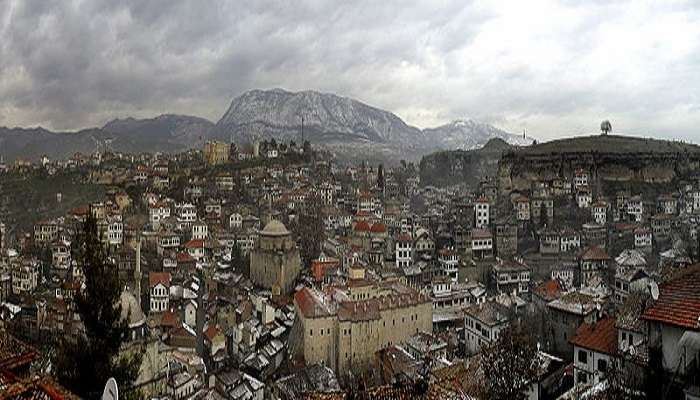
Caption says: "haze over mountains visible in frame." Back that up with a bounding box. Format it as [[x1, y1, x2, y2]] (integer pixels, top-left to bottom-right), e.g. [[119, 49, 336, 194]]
[[0, 89, 532, 162]]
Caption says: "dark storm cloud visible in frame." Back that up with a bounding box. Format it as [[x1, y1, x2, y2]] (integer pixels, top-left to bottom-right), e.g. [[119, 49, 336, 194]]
[[1, 0, 700, 141]]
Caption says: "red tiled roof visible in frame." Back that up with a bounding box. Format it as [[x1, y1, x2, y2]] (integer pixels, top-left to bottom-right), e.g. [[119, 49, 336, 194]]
[[396, 233, 412, 242], [354, 221, 370, 232], [184, 239, 205, 249], [160, 310, 178, 327], [370, 223, 387, 233], [149, 272, 172, 288], [176, 252, 195, 263], [294, 287, 334, 318], [578, 245, 611, 261], [532, 280, 563, 302], [642, 264, 700, 330], [570, 317, 618, 355], [204, 324, 219, 341], [311, 260, 340, 282]]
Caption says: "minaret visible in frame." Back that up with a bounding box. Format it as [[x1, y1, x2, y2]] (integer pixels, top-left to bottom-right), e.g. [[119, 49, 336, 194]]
[[195, 269, 206, 358], [134, 238, 142, 298]]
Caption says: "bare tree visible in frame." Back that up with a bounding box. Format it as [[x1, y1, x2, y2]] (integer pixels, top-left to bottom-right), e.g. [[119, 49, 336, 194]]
[[601, 120, 612, 135], [480, 324, 539, 400]]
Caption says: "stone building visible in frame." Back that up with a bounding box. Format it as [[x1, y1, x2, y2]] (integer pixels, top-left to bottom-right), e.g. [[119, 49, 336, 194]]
[[250, 220, 302, 295], [293, 273, 432, 379], [203, 141, 230, 166]]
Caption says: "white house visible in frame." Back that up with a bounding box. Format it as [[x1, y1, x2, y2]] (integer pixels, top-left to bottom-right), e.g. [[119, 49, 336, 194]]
[[576, 190, 592, 209], [570, 317, 617, 387], [437, 247, 459, 282], [475, 197, 490, 228], [634, 227, 652, 250], [191, 220, 208, 240], [626, 195, 644, 222], [229, 212, 243, 230], [591, 201, 607, 225], [149, 202, 171, 230], [464, 300, 511, 355], [149, 272, 171, 313], [11, 260, 39, 295], [106, 216, 123, 246], [395, 233, 413, 268]]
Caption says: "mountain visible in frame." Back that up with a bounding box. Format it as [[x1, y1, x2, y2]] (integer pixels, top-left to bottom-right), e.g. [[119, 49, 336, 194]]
[[0, 89, 530, 162], [215, 88, 424, 146], [419, 138, 514, 187], [423, 119, 533, 151], [214, 88, 533, 162], [102, 114, 215, 149]]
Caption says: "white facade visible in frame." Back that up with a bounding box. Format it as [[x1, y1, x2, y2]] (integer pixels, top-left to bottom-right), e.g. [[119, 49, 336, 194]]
[[475, 200, 490, 228], [150, 283, 170, 313], [573, 345, 613, 387], [395, 238, 413, 268]]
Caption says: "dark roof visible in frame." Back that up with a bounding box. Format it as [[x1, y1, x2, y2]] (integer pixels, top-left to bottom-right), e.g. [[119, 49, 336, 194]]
[[578, 245, 611, 261]]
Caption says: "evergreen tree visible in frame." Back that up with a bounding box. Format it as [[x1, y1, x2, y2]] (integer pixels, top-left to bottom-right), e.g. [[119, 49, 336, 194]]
[[292, 193, 325, 267], [232, 242, 249, 278], [54, 214, 142, 398]]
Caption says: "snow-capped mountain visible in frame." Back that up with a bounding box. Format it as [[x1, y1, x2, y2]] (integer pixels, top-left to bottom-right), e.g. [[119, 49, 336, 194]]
[[423, 119, 533, 151], [214, 89, 424, 147], [0, 88, 532, 162]]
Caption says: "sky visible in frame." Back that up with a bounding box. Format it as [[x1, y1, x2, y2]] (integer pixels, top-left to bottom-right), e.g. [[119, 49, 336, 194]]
[[1, 0, 700, 142]]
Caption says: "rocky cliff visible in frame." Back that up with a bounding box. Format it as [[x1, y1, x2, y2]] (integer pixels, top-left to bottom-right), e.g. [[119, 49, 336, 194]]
[[420, 138, 513, 187], [498, 135, 700, 194]]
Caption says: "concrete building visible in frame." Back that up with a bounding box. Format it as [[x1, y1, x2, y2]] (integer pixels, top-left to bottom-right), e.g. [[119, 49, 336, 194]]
[[250, 220, 302, 295]]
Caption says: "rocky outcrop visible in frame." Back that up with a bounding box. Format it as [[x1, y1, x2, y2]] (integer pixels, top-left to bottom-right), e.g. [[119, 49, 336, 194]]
[[420, 138, 513, 187], [498, 135, 700, 194]]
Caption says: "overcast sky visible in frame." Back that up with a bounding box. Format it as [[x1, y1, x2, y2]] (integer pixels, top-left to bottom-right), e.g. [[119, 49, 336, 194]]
[[2, 0, 700, 141]]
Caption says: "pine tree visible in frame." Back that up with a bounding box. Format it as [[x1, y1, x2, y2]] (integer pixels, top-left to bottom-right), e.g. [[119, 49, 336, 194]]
[[54, 214, 143, 398], [292, 192, 325, 267]]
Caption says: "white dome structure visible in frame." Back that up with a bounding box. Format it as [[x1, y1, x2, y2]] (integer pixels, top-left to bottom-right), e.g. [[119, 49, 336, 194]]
[[261, 219, 290, 236]]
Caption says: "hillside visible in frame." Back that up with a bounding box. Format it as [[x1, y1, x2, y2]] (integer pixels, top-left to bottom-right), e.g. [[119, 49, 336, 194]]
[[102, 114, 215, 148], [419, 138, 513, 187], [499, 134, 700, 194]]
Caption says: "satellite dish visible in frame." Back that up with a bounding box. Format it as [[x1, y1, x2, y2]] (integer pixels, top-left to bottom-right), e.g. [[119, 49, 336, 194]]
[[102, 378, 118, 400], [650, 281, 659, 300]]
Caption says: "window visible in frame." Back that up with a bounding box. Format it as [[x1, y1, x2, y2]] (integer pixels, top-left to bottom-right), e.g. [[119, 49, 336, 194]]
[[578, 350, 588, 363], [309, 329, 313, 336], [597, 359, 608, 373], [578, 371, 588, 384]]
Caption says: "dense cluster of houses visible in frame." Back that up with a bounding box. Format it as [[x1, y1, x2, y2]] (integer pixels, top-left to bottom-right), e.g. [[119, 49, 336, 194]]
[[1, 147, 700, 399]]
